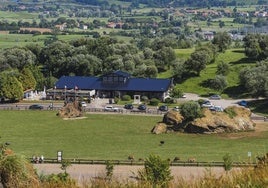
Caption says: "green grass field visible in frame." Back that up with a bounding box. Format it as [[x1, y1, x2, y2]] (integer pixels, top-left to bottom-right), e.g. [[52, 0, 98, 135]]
[[1, 111, 267, 162], [176, 48, 256, 97]]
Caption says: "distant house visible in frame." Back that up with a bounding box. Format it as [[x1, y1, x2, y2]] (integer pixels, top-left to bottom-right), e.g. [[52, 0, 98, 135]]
[[80, 25, 88, 30], [55, 23, 67, 31], [203, 31, 214, 40], [51, 71, 172, 101]]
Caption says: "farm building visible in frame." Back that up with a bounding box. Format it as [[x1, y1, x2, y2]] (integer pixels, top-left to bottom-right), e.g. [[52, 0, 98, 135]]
[[48, 71, 172, 101]]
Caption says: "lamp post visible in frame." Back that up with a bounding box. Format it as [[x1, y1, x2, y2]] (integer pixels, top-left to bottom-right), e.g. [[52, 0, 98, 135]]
[[64, 85, 67, 103], [53, 86, 56, 110]]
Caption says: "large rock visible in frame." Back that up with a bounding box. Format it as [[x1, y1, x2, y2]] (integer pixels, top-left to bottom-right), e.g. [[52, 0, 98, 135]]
[[151, 123, 167, 134], [153, 106, 255, 134], [57, 101, 83, 118]]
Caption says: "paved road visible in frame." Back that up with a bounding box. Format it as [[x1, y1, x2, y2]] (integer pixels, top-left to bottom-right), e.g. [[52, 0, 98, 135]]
[[34, 163, 228, 185]]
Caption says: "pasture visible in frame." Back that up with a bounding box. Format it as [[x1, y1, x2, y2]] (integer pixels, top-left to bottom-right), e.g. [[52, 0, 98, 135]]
[[0, 110, 267, 162], [176, 48, 256, 97]]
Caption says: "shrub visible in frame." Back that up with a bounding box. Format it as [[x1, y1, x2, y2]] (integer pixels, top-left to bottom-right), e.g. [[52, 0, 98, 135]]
[[138, 154, 173, 187], [141, 96, 149, 103], [224, 107, 237, 118], [170, 87, 184, 98], [114, 97, 119, 104], [180, 101, 202, 121], [105, 160, 114, 180], [149, 98, 160, 106], [223, 153, 233, 171], [165, 97, 174, 104], [122, 95, 131, 101]]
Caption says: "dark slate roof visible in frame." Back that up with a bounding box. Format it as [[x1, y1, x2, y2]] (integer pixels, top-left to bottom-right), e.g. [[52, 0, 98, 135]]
[[55, 76, 98, 90], [101, 70, 130, 78], [55, 71, 171, 92]]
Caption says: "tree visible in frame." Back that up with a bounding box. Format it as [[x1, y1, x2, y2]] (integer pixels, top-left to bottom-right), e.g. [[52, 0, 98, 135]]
[[216, 61, 230, 76], [170, 87, 184, 98], [0, 71, 24, 101], [239, 60, 268, 97], [138, 155, 173, 187], [184, 50, 208, 75], [18, 67, 36, 91], [209, 75, 228, 91], [180, 101, 202, 121], [212, 32, 232, 52], [0, 47, 36, 70], [154, 46, 176, 71]]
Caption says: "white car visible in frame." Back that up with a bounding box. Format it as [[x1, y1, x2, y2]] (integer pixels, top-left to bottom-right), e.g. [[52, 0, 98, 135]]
[[81, 101, 87, 107], [209, 106, 224, 112], [201, 101, 214, 108], [104, 105, 119, 112]]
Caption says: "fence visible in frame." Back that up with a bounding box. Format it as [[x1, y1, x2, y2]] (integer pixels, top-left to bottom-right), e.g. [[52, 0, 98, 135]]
[[30, 158, 257, 167]]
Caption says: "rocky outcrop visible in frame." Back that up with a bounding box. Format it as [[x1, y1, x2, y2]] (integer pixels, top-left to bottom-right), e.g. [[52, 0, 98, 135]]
[[152, 106, 255, 134], [57, 101, 83, 118]]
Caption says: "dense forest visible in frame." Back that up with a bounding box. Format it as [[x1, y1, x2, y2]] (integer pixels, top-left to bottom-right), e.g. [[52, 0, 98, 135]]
[[0, 33, 268, 101], [74, 0, 263, 7]]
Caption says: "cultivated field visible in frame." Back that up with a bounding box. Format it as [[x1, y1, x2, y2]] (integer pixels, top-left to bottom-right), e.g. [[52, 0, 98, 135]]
[[0, 110, 267, 162]]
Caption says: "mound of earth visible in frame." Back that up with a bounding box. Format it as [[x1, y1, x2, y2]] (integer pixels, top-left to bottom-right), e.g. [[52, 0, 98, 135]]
[[57, 101, 83, 118], [152, 106, 255, 134]]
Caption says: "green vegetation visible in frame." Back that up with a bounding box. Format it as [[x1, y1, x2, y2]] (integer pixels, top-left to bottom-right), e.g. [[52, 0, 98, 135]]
[[138, 154, 173, 187], [1, 111, 267, 161]]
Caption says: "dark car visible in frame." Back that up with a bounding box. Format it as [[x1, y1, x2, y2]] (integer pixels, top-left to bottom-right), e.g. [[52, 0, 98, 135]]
[[238, 100, 247, 107], [29, 104, 44, 110], [137, 104, 146, 111], [158, 105, 168, 112], [124, 104, 134, 110]]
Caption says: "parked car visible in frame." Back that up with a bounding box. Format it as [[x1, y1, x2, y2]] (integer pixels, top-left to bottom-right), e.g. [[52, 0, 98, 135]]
[[29, 104, 44, 110], [137, 104, 146, 111], [209, 106, 224, 112], [209, 94, 221, 100], [80, 101, 87, 107], [201, 100, 214, 108], [238, 100, 247, 107], [172, 106, 180, 112], [158, 105, 168, 112], [104, 105, 119, 112], [124, 104, 134, 110]]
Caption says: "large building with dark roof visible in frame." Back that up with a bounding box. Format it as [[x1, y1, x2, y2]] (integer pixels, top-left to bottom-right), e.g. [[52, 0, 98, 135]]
[[49, 71, 172, 101]]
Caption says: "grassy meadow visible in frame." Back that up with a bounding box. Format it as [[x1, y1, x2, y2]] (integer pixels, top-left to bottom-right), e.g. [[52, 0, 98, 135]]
[[177, 48, 256, 97], [0, 110, 267, 162]]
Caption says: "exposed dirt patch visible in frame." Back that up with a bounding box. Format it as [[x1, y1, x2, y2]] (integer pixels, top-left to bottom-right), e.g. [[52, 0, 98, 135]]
[[218, 121, 268, 139], [63, 117, 87, 120]]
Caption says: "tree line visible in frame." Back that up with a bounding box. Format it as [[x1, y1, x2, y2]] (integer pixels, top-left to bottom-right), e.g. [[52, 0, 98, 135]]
[[0, 33, 268, 101]]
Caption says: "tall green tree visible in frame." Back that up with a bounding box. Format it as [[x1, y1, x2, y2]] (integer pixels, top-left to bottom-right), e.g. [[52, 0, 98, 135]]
[[0, 71, 23, 101], [184, 50, 208, 75], [0, 47, 36, 70], [18, 67, 36, 91], [212, 32, 231, 52], [239, 60, 268, 97]]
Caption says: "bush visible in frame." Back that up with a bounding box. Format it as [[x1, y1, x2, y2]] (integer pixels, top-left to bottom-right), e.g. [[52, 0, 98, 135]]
[[165, 97, 174, 104], [149, 98, 160, 106], [122, 95, 131, 101], [138, 155, 173, 187], [170, 87, 184, 98], [141, 96, 149, 103], [224, 107, 237, 118], [114, 97, 119, 104], [223, 153, 233, 171], [180, 101, 202, 121]]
